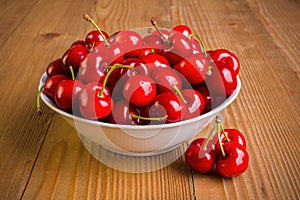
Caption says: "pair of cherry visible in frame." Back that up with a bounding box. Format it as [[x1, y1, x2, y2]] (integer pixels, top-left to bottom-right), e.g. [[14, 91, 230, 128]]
[[185, 116, 249, 178]]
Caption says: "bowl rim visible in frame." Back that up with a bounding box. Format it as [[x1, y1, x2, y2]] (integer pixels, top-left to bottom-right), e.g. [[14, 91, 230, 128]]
[[39, 72, 241, 129]]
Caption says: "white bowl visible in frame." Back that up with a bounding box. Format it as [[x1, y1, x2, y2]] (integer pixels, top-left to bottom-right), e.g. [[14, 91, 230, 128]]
[[39, 73, 241, 155]]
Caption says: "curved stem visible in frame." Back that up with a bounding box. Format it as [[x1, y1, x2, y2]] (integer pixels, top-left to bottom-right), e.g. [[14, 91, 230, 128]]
[[131, 114, 167, 121], [83, 13, 110, 48], [69, 66, 75, 80], [98, 64, 133, 97], [194, 34, 207, 57], [151, 17, 171, 47], [36, 85, 44, 114], [173, 85, 187, 104], [216, 117, 226, 157], [202, 123, 216, 150]]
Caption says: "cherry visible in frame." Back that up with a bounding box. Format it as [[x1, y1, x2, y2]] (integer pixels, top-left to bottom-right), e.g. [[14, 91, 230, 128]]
[[151, 68, 182, 93], [85, 29, 109, 51], [123, 75, 156, 107], [43, 74, 68, 102], [182, 89, 205, 120], [78, 82, 113, 120], [210, 49, 240, 76], [206, 61, 237, 96], [54, 79, 84, 112], [46, 58, 66, 78], [77, 52, 107, 84], [61, 44, 88, 75], [213, 129, 247, 156], [161, 31, 193, 65], [193, 83, 212, 114], [71, 40, 86, 47], [141, 53, 170, 69], [142, 34, 164, 51], [172, 24, 192, 38], [185, 138, 216, 173], [147, 92, 186, 123], [216, 142, 249, 178], [173, 53, 209, 85], [106, 100, 144, 125]]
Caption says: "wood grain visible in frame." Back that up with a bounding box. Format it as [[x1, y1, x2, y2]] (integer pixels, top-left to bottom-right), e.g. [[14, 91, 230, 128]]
[[0, 0, 299, 199]]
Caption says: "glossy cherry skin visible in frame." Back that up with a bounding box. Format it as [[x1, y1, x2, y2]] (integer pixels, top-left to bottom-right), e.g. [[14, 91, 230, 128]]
[[174, 53, 209, 85], [141, 53, 170, 71], [106, 100, 144, 125], [61, 44, 88, 75], [172, 24, 192, 38], [54, 79, 84, 112], [147, 92, 186, 123], [123, 75, 156, 107], [93, 40, 124, 66], [193, 83, 212, 114], [210, 49, 240, 76], [71, 40, 86, 47], [214, 129, 247, 156], [185, 138, 216, 173], [46, 58, 66, 78], [43, 75, 68, 102], [206, 61, 237, 96], [182, 89, 205, 120], [78, 82, 113, 120], [142, 34, 164, 51], [85, 30, 109, 51], [162, 31, 193, 65], [216, 142, 249, 178], [151, 68, 182, 93], [77, 52, 107, 84]]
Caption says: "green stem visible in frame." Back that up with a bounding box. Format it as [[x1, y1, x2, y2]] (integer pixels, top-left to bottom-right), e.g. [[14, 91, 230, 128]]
[[36, 85, 44, 114], [216, 117, 226, 157], [194, 34, 207, 57], [83, 13, 110, 48], [131, 114, 167, 121], [173, 85, 187, 104], [69, 66, 75, 80], [221, 126, 231, 142], [151, 18, 171, 47], [202, 123, 216, 150], [98, 64, 133, 97]]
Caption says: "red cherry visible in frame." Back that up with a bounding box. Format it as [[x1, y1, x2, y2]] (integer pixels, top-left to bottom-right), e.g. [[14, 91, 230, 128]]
[[85, 30, 109, 50], [77, 52, 107, 84], [210, 49, 240, 76], [174, 53, 209, 85], [162, 31, 193, 65], [71, 40, 86, 47], [147, 92, 186, 123], [123, 75, 156, 107], [214, 129, 247, 155], [182, 89, 205, 120], [151, 68, 182, 93], [185, 138, 216, 173], [54, 79, 84, 112], [78, 82, 113, 120], [216, 142, 249, 178], [43, 75, 68, 102], [142, 34, 164, 51], [206, 62, 237, 96], [172, 24, 192, 38], [61, 44, 88, 75], [193, 83, 212, 114], [107, 100, 144, 125], [141, 53, 170, 74], [46, 58, 66, 78], [93, 40, 124, 66]]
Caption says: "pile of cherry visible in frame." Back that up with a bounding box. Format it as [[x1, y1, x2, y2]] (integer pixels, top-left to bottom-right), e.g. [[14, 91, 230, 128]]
[[38, 14, 240, 125], [185, 116, 249, 178]]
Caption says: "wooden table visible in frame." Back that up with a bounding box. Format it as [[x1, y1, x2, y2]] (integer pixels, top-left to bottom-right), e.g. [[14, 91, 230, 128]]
[[0, 0, 299, 199]]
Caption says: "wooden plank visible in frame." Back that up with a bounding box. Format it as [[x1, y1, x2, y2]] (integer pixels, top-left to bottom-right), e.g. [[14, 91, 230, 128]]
[[0, 0, 95, 199], [171, 0, 300, 199]]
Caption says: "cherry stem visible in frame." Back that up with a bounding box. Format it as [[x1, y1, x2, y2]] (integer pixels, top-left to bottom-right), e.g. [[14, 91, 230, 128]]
[[202, 123, 216, 150], [194, 34, 207, 57], [36, 85, 44, 115], [206, 65, 214, 76], [173, 85, 187, 104], [151, 17, 172, 47], [83, 13, 110, 48], [131, 114, 167, 121], [216, 116, 226, 157], [69, 66, 75, 80], [98, 64, 133, 97]]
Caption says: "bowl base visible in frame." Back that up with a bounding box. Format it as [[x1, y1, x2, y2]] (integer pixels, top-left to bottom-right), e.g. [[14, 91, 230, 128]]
[[79, 134, 188, 173]]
